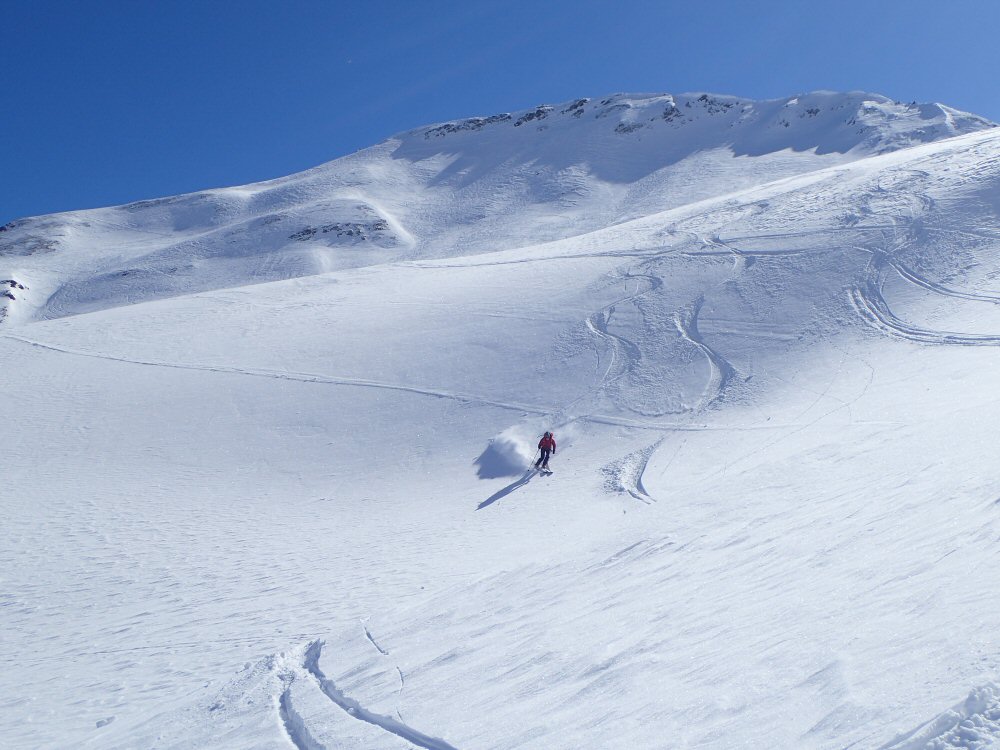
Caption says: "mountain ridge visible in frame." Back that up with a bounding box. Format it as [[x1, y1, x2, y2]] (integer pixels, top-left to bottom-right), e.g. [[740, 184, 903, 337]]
[[1, 90, 995, 326]]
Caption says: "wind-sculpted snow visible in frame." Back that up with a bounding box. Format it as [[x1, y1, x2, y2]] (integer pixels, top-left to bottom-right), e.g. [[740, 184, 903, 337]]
[[9, 94, 1000, 749]]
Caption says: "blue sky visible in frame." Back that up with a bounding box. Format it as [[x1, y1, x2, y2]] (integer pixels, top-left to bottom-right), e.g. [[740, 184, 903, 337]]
[[4, 0, 998, 225]]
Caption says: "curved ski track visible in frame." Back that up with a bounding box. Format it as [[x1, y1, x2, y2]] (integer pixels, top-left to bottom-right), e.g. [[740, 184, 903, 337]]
[[273, 640, 459, 750], [304, 640, 459, 750], [582, 270, 659, 394], [279, 674, 326, 750], [844, 175, 1000, 345], [603, 437, 666, 504], [851, 247, 1000, 347], [673, 295, 736, 410], [667, 170, 1000, 350]]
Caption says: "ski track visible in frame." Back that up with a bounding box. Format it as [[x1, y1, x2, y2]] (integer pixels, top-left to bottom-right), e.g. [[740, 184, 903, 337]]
[[851, 265, 1000, 346], [631, 450, 656, 503], [279, 675, 328, 750], [604, 438, 665, 504], [706, 231, 752, 273], [6, 332, 773, 433], [673, 294, 736, 408], [575, 412, 790, 433], [363, 621, 407, 722], [834, 176, 1000, 346], [0, 333, 550, 416], [395, 667, 406, 723], [583, 268, 661, 396], [890, 258, 1000, 305], [363, 622, 390, 657], [303, 640, 460, 750], [584, 307, 624, 386]]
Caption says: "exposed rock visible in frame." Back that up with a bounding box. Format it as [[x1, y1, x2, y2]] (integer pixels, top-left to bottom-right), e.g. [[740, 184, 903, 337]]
[[0, 236, 59, 256], [0, 220, 25, 233], [561, 98, 589, 117], [424, 114, 511, 138], [289, 219, 390, 242], [596, 103, 630, 119], [514, 106, 553, 127], [695, 94, 736, 115], [662, 104, 683, 123]]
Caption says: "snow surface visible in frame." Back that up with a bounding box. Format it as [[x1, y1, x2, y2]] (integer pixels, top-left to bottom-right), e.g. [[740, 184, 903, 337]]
[[4, 90, 1000, 749]]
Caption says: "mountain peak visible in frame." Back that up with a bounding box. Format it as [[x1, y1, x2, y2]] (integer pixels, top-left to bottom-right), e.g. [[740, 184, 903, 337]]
[[403, 89, 994, 158]]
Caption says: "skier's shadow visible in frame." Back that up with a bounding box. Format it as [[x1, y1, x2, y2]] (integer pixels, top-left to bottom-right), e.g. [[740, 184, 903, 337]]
[[477, 470, 535, 510]]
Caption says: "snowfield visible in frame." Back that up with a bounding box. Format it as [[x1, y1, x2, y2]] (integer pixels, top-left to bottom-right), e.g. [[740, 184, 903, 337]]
[[5, 91, 1000, 749]]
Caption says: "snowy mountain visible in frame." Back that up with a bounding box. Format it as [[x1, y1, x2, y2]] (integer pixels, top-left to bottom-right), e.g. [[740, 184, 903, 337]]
[[5, 91, 1000, 749], [1, 91, 991, 324]]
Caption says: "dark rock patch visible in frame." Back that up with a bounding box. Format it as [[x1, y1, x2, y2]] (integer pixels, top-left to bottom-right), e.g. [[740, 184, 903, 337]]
[[514, 106, 553, 127], [290, 219, 390, 242], [561, 98, 589, 116], [425, 113, 511, 138]]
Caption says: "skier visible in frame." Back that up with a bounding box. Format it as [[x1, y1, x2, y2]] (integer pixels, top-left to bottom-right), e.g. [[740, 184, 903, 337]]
[[535, 432, 556, 472]]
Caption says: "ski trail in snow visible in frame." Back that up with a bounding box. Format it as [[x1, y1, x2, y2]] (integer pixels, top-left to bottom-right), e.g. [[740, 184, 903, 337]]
[[363, 621, 390, 656], [603, 438, 665, 504], [278, 675, 328, 750], [674, 295, 736, 408], [851, 265, 1000, 346], [570, 266, 667, 423], [304, 640, 459, 750], [577, 412, 791, 432], [583, 269, 660, 394], [631, 446, 657, 503], [584, 308, 621, 385], [0, 334, 549, 415], [2, 333, 789, 436], [585, 303, 641, 390], [890, 258, 1000, 304], [846, 177, 1000, 346], [395, 667, 406, 723], [362, 620, 407, 722]]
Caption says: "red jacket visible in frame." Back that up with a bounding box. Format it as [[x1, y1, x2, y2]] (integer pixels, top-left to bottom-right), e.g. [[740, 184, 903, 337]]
[[538, 435, 556, 452]]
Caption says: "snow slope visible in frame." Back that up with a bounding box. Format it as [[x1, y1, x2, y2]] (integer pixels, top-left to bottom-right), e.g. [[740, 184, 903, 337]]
[[1, 90, 991, 324], [4, 91, 1000, 749]]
